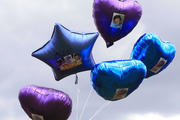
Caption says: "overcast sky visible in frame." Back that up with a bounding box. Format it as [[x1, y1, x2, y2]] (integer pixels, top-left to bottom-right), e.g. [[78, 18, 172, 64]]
[[0, 0, 179, 120]]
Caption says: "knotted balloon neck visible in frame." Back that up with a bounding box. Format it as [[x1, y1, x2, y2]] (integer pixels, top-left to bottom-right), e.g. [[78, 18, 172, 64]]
[[75, 74, 78, 85]]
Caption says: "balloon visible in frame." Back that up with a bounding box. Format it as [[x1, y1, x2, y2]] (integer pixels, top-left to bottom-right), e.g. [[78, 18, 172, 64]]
[[93, 0, 142, 47], [32, 23, 99, 80], [131, 33, 176, 78], [91, 60, 146, 101], [19, 85, 72, 120]]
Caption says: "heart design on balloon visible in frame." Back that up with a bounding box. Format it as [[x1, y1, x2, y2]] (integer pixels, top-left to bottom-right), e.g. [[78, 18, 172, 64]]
[[131, 33, 176, 78], [91, 60, 147, 101], [93, 0, 142, 47]]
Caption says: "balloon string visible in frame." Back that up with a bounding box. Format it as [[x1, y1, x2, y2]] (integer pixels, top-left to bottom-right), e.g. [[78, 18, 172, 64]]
[[75, 74, 80, 120], [89, 101, 112, 120], [79, 87, 93, 120], [76, 86, 80, 120]]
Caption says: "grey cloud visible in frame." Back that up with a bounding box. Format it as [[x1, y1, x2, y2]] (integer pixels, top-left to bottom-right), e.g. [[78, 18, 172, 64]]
[[0, 0, 179, 120]]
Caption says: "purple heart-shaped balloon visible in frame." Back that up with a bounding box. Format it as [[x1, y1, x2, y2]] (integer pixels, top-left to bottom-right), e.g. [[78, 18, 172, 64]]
[[93, 0, 142, 47], [19, 85, 72, 120]]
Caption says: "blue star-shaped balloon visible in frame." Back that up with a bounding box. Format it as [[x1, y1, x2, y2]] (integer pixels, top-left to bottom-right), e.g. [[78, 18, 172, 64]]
[[32, 23, 99, 81]]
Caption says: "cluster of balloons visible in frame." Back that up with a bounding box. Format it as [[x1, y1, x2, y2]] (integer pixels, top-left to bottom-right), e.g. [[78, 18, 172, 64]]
[[19, 0, 176, 120], [91, 33, 176, 100]]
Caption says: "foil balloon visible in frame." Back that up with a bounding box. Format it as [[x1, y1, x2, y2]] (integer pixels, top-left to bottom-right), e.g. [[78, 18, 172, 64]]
[[131, 33, 176, 78], [32, 23, 99, 80], [93, 0, 142, 47], [91, 60, 147, 101], [19, 85, 72, 120]]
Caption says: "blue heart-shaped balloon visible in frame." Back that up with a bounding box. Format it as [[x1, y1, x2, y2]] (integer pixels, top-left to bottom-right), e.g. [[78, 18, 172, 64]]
[[131, 33, 176, 78], [91, 60, 147, 101]]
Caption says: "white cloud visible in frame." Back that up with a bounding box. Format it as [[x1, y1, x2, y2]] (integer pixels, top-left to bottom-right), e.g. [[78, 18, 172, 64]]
[[2, 116, 27, 120], [0, 97, 28, 120], [126, 113, 180, 120]]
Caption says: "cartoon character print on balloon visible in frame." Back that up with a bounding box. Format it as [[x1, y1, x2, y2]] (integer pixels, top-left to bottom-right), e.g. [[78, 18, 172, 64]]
[[113, 88, 129, 100], [110, 13, 125, 29], [31, 114, 44, 120], [151, 57, 167, 73], [56, 53, 82, 71]]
